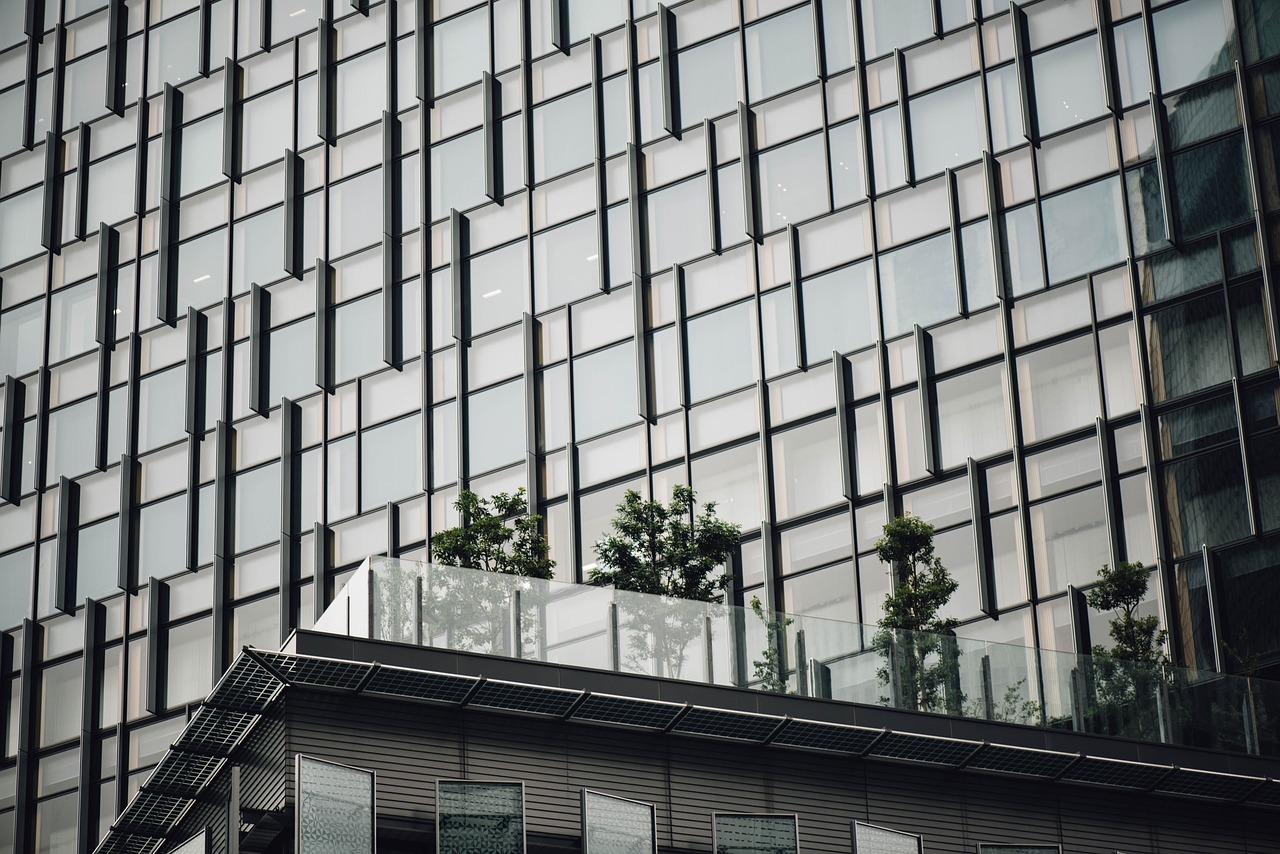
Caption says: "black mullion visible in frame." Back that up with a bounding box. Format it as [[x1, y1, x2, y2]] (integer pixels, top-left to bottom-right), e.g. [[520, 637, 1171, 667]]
[[318, 17, 336, 145], [482, 73, 504, 203], [315, 260, 332, 392], [0, 377, 26, 504], [223, 59, 243, 181], [21, 37, 37, 151], [550, 0, 568, 55], [738, 102, 760, 243], [115, 452, 138, 591], [592, 35, 611, 289], [1095, 417, 1124, 569], [12, 619, 40, 854], [1010, 4, 1040, 146], [199, 0, 213, 76], [522, 313, 539, 514], [40, 132, 64, 253], [132, 97, 148, 218], [284, 150, 304, 279], [894, 49, 915, 187], [249, 285, 271, 416], [144, 575, 168, 714], [628, 142, 647, 278], [415, 0, 431, 104], [658, 3, 679, 138], [947, 168, 968, 318], [788, 224, 807, 370], [633, 275, 652, 425], [54, 476, 79, 615], [1093, 0, 1122, 116], [915, 324, 939, 475], [969, 457, 997, 616], [706, 117, 721, 256], [74, 123, 90, 241], [106, 0, 126, 116], [383, 111, 401, 367], [76, 600, 104, 852], [451, 210, 470, 492], [281, 398, 301, 635]]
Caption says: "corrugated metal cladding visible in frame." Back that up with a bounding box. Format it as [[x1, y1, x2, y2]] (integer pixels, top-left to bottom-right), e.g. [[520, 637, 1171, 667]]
[[275, 692, 1279, 854]]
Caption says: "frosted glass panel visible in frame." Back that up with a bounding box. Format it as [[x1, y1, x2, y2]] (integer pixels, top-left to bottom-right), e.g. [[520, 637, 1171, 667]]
[[853, 821, 923, 854], [713, 814, 798, 854], [438, 781, 525, 854], [297, 756, 374, 854], [583, 790, 656, 854]]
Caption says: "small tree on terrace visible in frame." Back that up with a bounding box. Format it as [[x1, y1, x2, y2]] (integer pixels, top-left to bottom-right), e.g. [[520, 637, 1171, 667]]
[[425, 489, 555, 653], [1084, 561, 1168, 739], [874, 514, 960, 713], [590, 486, 741, 679]]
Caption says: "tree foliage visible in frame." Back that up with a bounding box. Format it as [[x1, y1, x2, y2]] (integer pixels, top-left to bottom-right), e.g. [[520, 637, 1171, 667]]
[[1086, 561, 1166, 663], [590, 486, 740, 679], [875, 514, 959, 635], [430, 489, 554, 580], [590, 485, 740, 600], [873, 515, 961, 713], [750, 596, 794, 695]]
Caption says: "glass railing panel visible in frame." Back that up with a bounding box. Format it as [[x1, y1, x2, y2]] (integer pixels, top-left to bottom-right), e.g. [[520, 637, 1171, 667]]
[[312, 557, 1280, 756]]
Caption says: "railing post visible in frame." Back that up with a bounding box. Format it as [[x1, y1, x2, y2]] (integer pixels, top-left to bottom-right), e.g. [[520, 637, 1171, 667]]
[[1155, 667, 1171, 744], [413, 574, 424, 647], [366, 563, 376, 640], [1071, 666, 1086, 732], [1244, 679, 1260, 755], [794, 629, 808, 697], [703, 613, 714, 685], [887, 631, 904, 709], [509, 589, 522, 658], [981, 654, 995, 721], [609, 602, 621, 672]]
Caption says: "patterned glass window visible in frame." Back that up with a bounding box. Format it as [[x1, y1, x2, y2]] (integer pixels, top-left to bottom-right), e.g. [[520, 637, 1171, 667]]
[[437, 780, 525, 854], [713, 813, 799, 854], [852, 821, 923, 854], [582, 790, 655, 854], [296, 756, 375, 854]]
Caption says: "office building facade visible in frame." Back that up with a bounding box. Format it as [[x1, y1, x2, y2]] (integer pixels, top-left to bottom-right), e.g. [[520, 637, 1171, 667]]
[[0, 0, 1279, 849]]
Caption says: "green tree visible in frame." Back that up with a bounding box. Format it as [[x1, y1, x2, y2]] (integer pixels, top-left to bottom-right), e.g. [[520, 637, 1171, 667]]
[[873, 515, 961, 713], [431, 489, 555, 580], [425, 489, 554, 654], [590, 486, 741, 678], [1083, 561, 1169, 740], [1086, 561, 1166, 664], [749, 596, 794, 694]]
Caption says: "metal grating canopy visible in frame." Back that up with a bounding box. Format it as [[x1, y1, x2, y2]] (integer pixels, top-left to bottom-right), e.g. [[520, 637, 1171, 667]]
[[1245, 779, 1280, 807], [141, 752, 226, 799], [1153, 768, 1266, 801], [255, 649, 373, 691], [869, 732, 983, 766], [115, 791, 193, 837], [94, 836, 163, 854], [469, 679, 583, 716], [202, 654, 282, 714], [768, 719, 883, 754], [965, 744, 1079, 779], [570, 693, 686, 730], [364, 664, 480, 703], [1061, 756, 1173, 790], [672, 706, 782, 742]]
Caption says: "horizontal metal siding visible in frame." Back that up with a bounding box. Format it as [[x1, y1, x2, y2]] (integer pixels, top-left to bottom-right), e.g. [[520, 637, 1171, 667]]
[[281, 692, 1280, 853]]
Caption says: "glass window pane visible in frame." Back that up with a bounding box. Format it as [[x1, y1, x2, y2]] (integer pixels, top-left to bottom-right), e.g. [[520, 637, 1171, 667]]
[[1163, 444, 1249, 556], [678, 34, 742, 126], [432, 130, 486, 221], [828, 120, 865, 207], [433, 8, 489, 96], [692, 442, 762, 531], [910, 77, 983, 178], [468, 379, 525, 475], [853, 822, 921, 854], [362, 414, 422, 509], [574, 341, 638, 440], [48, 281, 97, 364], [86, 150, 136, 231], [647, 178, 710, 273], [936, 363, 1011, 468], [1145, 290, 1230, 403], [166, 617, 213, 707], [270, 317, 317, 403], [1171, 135, 1251, 239], [471, 241, 529, 335], [1016, 336, 1099, 443], [48, 400, 97, 482], [758, 134, 828, 232], [859, 0, 932, 59], [878, 232, 956, 338], [534, 89, 593, 183], [330, 169, 383, 258], [437, 781, 524, 854], [138, 495, 185, 583], [772, 418, 842, 520], [1042, 176, 1126, 284], [242, 86, 293, 172], [336, 49, 385, 135], [1153, 0, 1233, 93], [138, 367, 186, 452], [713, 814, 798, 854], [77, 518, 120, 602], [745, 7, 815, 101], [180, 115, 224, 197], [801, 260, 875, 358], [1033, 36, 1107, 136], [235, 462, 281, 553], [333, 294, 383, 385], [687, 302, 757, 403], [233, 206, 286, 292], [0, 188, 44, 270], [782, 560, 855, 624], [297, 757, 374, 854], [146, 12, 199, 92], [534, 214, 599, 312], [1031, 485, 1110, 595], [176, 229, 227, 312], [582, 790, 655, 854]]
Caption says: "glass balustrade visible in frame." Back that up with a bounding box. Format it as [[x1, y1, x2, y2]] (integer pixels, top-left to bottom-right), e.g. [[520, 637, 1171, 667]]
[[313, 557, 1280, 757]]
